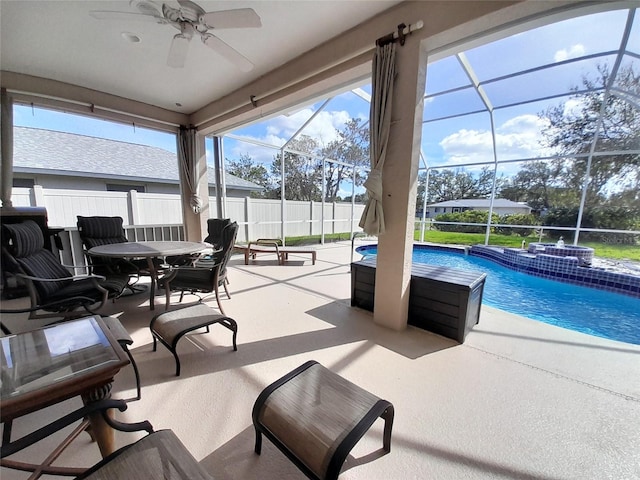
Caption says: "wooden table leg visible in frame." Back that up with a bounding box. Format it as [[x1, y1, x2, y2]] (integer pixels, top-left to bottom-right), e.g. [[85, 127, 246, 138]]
[[86, 407, 116, 457], [82, 384, 116, 458]]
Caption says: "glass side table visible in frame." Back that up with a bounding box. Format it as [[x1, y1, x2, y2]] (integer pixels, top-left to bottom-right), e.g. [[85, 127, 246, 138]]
[[1, 316, 130, 460]]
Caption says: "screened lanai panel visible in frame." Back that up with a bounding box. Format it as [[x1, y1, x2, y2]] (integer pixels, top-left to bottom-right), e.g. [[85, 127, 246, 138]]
[[229, 99, 328, 142], [322, 88, 371, 115], [423, 87, 486, 122], [491, 100, 559, 161], [495, 159, 560, 212], [463, 9, 628, 82], [425, 56, 471, 95], [482, 55, 617, 109], [422, 112, 493, 167], [628, 12, 640, 53], [611, 56, 640, 108], [221, 137, 276, 201], [595, 80, 640, 153], [579, 152, 639, 244]]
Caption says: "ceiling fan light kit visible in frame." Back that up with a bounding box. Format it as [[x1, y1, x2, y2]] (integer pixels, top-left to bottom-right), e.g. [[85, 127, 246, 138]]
[[90, 0, 261, 70]]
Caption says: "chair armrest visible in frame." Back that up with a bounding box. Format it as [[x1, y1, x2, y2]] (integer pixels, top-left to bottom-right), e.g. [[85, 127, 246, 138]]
[[0, 399, 154, 459]]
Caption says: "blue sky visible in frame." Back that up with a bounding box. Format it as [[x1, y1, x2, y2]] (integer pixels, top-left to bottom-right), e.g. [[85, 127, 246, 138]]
[[14, 7, 636, 196]]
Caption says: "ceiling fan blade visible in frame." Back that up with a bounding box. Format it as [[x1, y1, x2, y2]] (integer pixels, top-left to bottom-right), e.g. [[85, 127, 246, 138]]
[[167, 34, 190, 68], [201, 8, 262, 29], [201, 33, 254, 72], [89, 10, 166, 23]]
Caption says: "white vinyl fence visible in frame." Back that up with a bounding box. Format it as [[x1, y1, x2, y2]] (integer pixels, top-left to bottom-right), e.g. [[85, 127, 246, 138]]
[[11, 186, 366, 245]]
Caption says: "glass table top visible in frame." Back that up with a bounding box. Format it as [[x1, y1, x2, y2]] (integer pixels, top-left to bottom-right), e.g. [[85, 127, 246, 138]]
[[1, 316, 123, 401]]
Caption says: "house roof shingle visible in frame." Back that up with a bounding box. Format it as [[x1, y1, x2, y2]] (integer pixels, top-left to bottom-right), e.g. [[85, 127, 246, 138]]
[[13, 127, 261, 191]]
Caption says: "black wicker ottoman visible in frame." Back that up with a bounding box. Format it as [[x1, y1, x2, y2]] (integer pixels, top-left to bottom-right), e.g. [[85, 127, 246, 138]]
[[150, 303, 237, 376], [252, 360, 394, 480]]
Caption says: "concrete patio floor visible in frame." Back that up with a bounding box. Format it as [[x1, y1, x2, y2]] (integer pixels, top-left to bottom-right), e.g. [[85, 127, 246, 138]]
[[2, 241, 640, 479]]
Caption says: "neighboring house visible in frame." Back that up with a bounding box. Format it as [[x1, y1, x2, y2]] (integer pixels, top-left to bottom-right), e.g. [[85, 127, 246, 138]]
[[425, 199, 532, 217], [12, 127, 262, 197]]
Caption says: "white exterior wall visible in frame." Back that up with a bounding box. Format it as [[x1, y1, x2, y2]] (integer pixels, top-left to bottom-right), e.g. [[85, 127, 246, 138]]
[[14, 173, 253, 197]]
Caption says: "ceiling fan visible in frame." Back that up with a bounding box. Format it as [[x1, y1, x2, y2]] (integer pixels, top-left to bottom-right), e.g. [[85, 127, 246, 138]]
[[90, 0, 261, 71]]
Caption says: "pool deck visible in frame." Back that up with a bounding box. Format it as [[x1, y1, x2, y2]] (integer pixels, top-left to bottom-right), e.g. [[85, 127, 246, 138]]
[[2, 240, 639, 479]]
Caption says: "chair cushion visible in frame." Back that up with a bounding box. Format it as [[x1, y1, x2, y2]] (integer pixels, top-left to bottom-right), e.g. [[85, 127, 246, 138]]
[[204, 218, 231, 247], [44, 278, 106, 306], [77, 216, 128, 245], [167, 267, 216, 292], [3, 220, 45, 257], [17, 249, 73, 299]]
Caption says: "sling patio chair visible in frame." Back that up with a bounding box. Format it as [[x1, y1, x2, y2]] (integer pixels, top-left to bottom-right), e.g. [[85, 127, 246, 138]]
[[204, 218, 231, 248], [77, 215, 165, 292], [1, 220, 129, 322], [1, 398, 211, 480], [161, 221, 238, 314]]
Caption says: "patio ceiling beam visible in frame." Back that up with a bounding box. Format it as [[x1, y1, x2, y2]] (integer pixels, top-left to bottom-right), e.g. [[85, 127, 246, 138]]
[[2, 72, 187, 134]]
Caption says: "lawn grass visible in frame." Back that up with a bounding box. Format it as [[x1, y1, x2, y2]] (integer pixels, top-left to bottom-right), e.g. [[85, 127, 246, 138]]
[[414, 229, 640, 261], [279, 230, 639, 262]]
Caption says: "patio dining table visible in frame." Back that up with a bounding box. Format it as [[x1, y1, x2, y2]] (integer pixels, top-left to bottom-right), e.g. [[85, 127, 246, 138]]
[[89, 241, 207, 310]]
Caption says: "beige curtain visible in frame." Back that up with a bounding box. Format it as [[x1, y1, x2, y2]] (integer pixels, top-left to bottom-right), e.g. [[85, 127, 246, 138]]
[[177, 126, 202, 214], [359, 43, 396, 235]]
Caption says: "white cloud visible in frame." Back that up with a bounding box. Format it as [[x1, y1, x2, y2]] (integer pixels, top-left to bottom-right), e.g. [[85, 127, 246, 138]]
[[554, 44, 586, 62], [438, 114, 552, 167], [562, 98, 585, 118], [223, 109, 358, 166], [267, 108, 352, 146]]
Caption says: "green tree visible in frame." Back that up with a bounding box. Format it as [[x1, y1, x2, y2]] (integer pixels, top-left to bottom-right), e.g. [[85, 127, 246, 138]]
[[226, 154, 269, 198], [417, 166, 503, 208], [535, 63, 640, 239], [540, 63, 640, 207], [500, 160, 569, 212], [270, 135, 323, 201], [321, 118, 369, 201]]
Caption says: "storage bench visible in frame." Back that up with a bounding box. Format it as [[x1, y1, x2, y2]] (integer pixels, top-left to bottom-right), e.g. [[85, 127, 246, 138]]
[[351, 258, 486, 343]]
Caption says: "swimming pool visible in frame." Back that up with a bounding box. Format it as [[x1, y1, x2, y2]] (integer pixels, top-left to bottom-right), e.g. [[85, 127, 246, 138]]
[[356, 245, 640, 345]]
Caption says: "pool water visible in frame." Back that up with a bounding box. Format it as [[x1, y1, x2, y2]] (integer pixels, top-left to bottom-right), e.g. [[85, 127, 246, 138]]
[[358, 246, 640, 345]]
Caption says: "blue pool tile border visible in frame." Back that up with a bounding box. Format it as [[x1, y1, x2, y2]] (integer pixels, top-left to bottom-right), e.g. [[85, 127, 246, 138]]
[[469, 245, 639, 299], [354, 244, 640, 299]]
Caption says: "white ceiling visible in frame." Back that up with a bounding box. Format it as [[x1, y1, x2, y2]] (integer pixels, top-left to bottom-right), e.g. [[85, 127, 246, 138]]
[[0, 0, 401, 114]]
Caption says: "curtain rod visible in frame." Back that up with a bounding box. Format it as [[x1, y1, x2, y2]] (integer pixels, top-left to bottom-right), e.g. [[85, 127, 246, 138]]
[[376, 20, 424, 47]]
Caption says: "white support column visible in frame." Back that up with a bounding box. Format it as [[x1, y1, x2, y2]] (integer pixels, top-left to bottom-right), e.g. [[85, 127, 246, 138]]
[[373, 38, 427, 331]]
